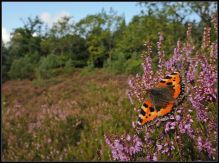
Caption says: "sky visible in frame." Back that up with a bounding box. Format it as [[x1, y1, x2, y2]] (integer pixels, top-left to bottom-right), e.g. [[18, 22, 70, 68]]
[[2, 2, 202, 43], [2, 2, 141, 43]]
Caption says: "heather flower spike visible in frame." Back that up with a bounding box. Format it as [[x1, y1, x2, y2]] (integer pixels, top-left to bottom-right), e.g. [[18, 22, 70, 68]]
[[106, 15, 217, 161]]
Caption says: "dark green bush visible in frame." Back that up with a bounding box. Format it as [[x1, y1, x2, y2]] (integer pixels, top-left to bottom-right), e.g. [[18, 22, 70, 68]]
[[124, 58, 142, 74], [8, 54, 37, 79], [72, 60, 87, 68], [35, 54, 72, 79], [104, 53, 126, 74], [105, 52, 143, 75]]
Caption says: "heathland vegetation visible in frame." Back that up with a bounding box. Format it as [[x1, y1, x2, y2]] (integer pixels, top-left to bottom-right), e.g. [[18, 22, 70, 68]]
[[2, 2, 217, 161]]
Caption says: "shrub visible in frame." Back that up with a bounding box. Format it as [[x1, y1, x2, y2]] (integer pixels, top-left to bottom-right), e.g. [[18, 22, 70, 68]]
[[64, 59, 74, 73], [105, 16, 217, 161], [71, 60, 87, 68], [35, 54, 71, 79], [8, 54, 37, 79], [2, 102, 86, 161], [124, 58, 142, 75], [104, 53, 126, 74], [105, 52, 143, 75]]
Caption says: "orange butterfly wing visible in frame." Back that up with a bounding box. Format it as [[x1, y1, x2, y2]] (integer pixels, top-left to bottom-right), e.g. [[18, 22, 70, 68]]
[[158, 72, 182, 99], [137, 72, 184, 128]]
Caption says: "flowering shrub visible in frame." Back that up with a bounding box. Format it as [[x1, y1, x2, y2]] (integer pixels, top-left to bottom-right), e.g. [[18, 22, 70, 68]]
[[104, 134, 143, 161], [105, 14, 217, 161], [2, 100, 85, 161]]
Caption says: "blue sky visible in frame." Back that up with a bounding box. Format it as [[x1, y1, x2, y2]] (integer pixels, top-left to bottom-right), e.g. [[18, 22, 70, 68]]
[[2, 2, 201, 43], [2, 2, 141, 42]]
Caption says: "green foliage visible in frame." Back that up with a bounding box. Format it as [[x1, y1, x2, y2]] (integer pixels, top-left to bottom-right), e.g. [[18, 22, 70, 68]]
[[104, 53, 126, 74], [3, 69, 135, 161], [2, 4, 217, 82], [64, 59, 73, 72], [124, 58, 142, 74], [105, 52, 143, 75], [112, 14, 186, 60], [4, 4, 214, 81], [79, 66, 96, 76], [75, 9, 124, 68], [2, 43, 11, 82], [2, 3, 218, 161], [8, 16, 43, 59], [35, 54, 71, 79], [68, 35, 89, 67], [86, 27, 110, 68], [8, 53, 39, 79], [58, 116, 86, 146], [138, 2, 217, 25]]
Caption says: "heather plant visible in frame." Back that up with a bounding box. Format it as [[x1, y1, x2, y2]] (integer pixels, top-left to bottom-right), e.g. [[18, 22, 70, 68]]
[[105, 14, 217, 161], [2, 100, 86, 161], [2, 69, 134, 161]]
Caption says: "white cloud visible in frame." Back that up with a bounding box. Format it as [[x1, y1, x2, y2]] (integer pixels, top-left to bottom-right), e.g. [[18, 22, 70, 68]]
[[39, 12, 52, 25], [39, 11, 70, 27], [54, 11, 70, 23], [2, 27, 10, 43]]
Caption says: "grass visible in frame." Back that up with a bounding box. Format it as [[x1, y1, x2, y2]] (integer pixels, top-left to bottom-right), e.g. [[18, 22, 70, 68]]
[[2, 68, 137, 161]]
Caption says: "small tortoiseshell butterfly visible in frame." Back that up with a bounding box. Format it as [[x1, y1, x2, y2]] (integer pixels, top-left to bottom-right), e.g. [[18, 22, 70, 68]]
[[137, 72, 185, 128]]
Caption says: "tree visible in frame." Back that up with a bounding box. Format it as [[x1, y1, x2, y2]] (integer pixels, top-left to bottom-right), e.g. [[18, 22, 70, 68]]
[[75, 9, 124, 67], [138, 2, 217, 25], [47, 16, 74, 55], [186, 2, 217, 25], [9, 16, 43, 58], [2, 42, 10, 82]]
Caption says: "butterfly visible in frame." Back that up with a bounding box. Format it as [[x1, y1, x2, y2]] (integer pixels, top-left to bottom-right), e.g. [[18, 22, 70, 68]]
[[136, 72, 185, 128]]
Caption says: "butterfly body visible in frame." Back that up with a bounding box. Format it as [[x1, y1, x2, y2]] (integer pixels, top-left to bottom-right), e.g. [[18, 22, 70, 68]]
[[137, 72, 185, 128], [148, 87, 174, 108]]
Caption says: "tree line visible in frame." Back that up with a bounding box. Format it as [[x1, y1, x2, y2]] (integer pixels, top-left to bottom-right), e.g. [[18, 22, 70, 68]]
[[2, 2, 217, 82]]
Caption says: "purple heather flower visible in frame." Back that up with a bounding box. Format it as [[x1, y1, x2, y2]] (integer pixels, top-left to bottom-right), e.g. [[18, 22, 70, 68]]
[[104, 134, 143, 161], [165, 122, 171, 133], [164, 46, 182, 72], [132, 135, 143, 153], [186, 60, 198, 84], [177, 109, 182, 113], [189, 95, 208, 122], [170, 122, 176, 129], [210, 42, 217, 62], [114, 139, 123, 150], [170, 141, 175, 150], [178, 119, 194, 138], [208, 121, 217, 137], [142, 55, 155, 89], [203, 141, 216, 158], [165, 121, 176, 133], [157, 32, 165, 71], [146, 154, 158, 161], [179, 123, 186, 134], [197, 137, 203, 151], [127, 90, 134, 105], [156, 144, 163, 151], [120, 19, 217, 161], [160, 141, 176, 157], [144, 132, 150, 141], [175, 115, 181, 121], [197, 136, 216, 158]]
